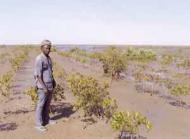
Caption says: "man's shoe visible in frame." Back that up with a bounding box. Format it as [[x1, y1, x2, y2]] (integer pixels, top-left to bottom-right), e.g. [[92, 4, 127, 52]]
[[48, 120, 57, 125], [35, 126, 47, 132]]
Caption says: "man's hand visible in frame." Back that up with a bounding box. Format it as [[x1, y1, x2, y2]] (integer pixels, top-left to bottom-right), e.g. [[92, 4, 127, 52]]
[[44, 88, 49, 94], [36, 76, 49, 94]]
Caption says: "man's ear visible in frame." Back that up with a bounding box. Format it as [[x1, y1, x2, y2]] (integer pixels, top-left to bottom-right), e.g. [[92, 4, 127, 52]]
[[41, 45, 44, 50]]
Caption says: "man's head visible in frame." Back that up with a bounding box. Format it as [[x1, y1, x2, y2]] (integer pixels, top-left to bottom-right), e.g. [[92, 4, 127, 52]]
[[40, 39, 52, 56]]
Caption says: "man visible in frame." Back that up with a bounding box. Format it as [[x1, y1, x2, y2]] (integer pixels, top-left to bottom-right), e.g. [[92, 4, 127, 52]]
[[34, 39, 56, 132]]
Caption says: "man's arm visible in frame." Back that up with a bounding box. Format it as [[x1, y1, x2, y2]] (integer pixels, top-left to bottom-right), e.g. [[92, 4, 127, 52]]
[[36, 76, 49, 93]]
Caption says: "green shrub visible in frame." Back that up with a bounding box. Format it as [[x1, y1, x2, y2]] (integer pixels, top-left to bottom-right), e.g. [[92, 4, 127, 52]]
[[177, 58, 190, 68], [170, 84, 190, 106], [160, 54, 174, 65], [170, 84, 190, 96], [67, 73, 117, 120], [24, 86, 38, 104], [9, 50, 29, 71], [24, 84, 65, 104], [0, 72, 13, 96], [111, 111, 152, 138], [123, 47, 156, 62], [99, 47, 126, 78]]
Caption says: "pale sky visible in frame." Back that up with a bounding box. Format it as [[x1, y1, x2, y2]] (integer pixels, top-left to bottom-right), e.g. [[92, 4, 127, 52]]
[[0, 0, 190, 45]]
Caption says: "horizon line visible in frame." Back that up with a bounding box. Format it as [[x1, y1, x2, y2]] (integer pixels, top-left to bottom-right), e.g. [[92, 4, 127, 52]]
[[1, 43, 190, 47]]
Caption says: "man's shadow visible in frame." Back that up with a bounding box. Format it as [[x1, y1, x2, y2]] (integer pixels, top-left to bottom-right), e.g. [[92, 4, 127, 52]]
[[50, 102, 75, 120]]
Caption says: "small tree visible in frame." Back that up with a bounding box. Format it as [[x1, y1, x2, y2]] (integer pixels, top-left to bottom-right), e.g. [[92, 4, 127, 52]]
[[170, 84, 190, 106], [177, 58, 190, 68], [24, 86, 38, 104], [0, 72, 13, 96], [123, 47, 156, 62], [66, 73, 117, 121], [9, 52, 28, 71], [160, 54, 174, 65], [99, 47, 126, 79], [111, 111, 152, 139]]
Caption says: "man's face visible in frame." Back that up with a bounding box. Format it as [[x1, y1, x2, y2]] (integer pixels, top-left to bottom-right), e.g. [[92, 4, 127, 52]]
[[42, 45, 51, 56]]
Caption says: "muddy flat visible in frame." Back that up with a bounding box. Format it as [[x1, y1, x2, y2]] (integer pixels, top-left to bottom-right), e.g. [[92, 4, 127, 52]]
[[1, 46, 190, 139]]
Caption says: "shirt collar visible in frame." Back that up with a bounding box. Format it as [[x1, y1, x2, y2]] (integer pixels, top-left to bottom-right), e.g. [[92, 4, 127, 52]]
[[41, 52, 49, 59]]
